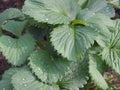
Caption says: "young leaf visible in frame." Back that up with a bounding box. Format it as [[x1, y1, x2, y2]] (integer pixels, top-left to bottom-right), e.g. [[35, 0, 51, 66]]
[[23, 0, 78, 24], [51, 25, 96, 61], [0, 34, 35, 65], [89, 55, 108, 90], [12, 69, 60, 90], [29, 50, 70, 84]]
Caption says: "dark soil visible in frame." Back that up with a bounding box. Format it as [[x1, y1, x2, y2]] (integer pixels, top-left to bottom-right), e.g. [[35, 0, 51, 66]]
[[0, 53, 10, 78], [0, 0, 25, 13], [112, 8, 120, 19]]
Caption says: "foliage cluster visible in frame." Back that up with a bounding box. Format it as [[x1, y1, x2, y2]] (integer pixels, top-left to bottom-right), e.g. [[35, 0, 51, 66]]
[[0, 0, 120, 90]]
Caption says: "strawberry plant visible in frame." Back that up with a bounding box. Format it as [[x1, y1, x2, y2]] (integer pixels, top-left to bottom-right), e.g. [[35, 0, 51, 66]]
[[0, 0, 120, 90]]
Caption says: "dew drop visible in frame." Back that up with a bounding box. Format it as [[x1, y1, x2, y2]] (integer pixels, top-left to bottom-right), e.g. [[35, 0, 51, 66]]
[[86, 76, 89, 80], [84, 81, 87, 84], [46, 18, 48, 21], [43, 14, 45, 17], [68, 33, 71, 35], [106, 6, 109, 10], [30, 9, 33, 11], [81, 85, 84, 88], [102, 28, 105, 31], [92, 13, 95, 15], [106, 7, 110, 12], [95, 28, 97, 31], [86, 8, 88, 10], [97, 31, 100, 33], [24, 84, 27, 87], [46, 64, 49, 68], [90, 24, 93, 27], [8, 39, 11, 44], [3, 88, 5, 90], [3, 20, 8, 24], [22, 78, 25, 81]]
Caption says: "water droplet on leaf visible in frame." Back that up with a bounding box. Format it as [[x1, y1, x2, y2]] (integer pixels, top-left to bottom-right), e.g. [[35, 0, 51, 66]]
[[106, 7, 110, 12], [97, 31, 100, 33], [30, 9, 33, 11], [86, 76, 89, 80], [95, 28, 97, 31], [84, 81, 87, 84], [86, 8, 88, 10], [81, 85, 84, 88], [46, 18, 48, 21], [24, 84, 27, 87], [92, 13, 95, 15]]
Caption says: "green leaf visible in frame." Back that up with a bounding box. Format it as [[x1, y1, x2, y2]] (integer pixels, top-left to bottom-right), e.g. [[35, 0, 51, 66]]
[[12, 69, 60, 90], [0, 80, 13, 90], [88, 13, 114, 27], [23, 0, 78, 24], [86, 0, 107, 13], [89, 14, 113, 47], [0, 34, 35, 65], [29, 50, 69, 84], [102, 47, 120, 74], [0, 8, 24, 25], [102, 20, 120, 74], [0, 68, 19, 90], [28, 21, 51, 41], [89, 55, 108, 90], [2, 20, 27, 37], [2, 66, 29, 80], [0, 67, 29, 90], [77, 12, 113, 47], [78, 0, 88, 8], [2, 68, 20, 80], [51, 25, 96, 61], [76, 8, 96, 22], [77, 8, 114, 27], [59, 54, 89, 90]]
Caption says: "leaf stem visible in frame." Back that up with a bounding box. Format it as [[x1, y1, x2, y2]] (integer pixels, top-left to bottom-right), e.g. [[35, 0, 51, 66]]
[[71, 20, 89, 26], [107, 2, 119, 8], [107, 75, 120, 82]]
